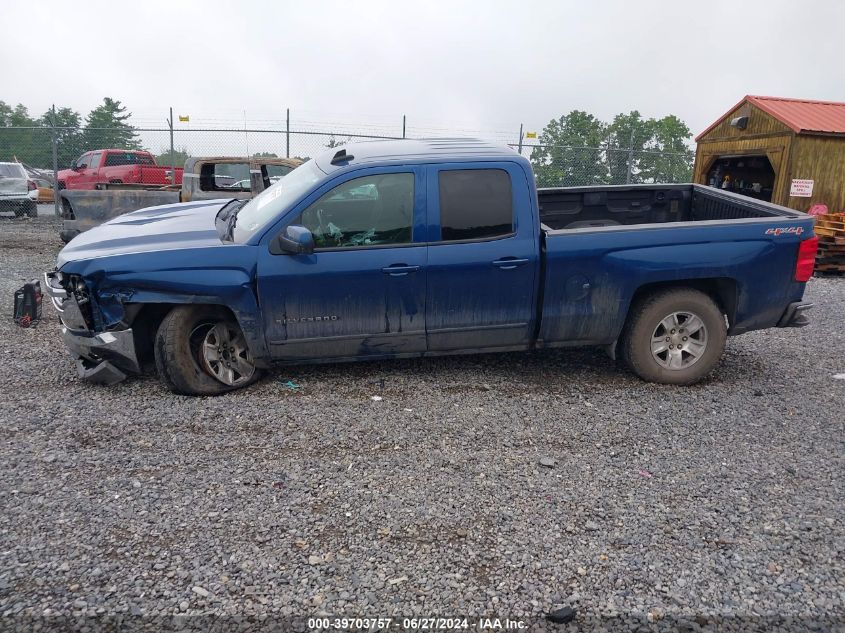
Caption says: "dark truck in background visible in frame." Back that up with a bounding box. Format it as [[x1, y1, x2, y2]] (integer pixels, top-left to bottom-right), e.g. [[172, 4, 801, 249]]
[[59, 156, 301, 242], [45, 139, 817, 395]]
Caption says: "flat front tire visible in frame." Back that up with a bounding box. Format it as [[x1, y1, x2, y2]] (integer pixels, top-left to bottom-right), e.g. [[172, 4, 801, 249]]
[[622, 288, 727, 385], [154, 306, 261, 395]]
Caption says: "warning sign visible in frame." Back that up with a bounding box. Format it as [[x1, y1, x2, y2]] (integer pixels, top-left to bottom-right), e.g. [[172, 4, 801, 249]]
[[790, 179, 814, 197]]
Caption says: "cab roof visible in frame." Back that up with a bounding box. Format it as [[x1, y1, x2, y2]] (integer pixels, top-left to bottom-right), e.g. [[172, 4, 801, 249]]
[[315, 138, 522, 173]]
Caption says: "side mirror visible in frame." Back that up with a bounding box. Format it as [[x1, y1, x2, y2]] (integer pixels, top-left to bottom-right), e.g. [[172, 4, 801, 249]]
[[74, 164, 87, 171], [273, 225, 314, 255]]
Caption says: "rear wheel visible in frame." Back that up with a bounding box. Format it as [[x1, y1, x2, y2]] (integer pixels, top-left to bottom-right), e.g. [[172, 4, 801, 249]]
[[154, 306, 261, 395], [622, 288, 726, 385], [25, 200, 37, 218]]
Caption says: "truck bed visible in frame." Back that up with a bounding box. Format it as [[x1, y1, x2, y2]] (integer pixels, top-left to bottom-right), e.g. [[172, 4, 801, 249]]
[[537, 183, 814, 348], [539, 183, 799, 231]]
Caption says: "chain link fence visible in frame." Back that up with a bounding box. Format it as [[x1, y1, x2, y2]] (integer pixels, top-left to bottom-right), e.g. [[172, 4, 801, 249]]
[[511, 144, 694, 188], [0, 116, 694, 212]]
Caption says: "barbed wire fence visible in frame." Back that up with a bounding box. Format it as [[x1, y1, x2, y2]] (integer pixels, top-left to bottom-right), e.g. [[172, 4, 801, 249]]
[[0, 109, 694, 217]]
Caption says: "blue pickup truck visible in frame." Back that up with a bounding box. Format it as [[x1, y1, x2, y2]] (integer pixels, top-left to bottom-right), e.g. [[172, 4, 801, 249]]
[[45, 139, 818, 395]]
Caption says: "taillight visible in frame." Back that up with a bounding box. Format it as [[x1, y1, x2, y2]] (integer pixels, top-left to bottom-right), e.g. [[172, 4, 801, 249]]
[[795, 237, 818, 282], [27, 180, 36, 191]]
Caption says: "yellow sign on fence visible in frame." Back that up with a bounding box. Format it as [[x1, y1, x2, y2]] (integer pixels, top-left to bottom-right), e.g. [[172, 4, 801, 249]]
[[525, 132, 537, 139], [178, 115, 190, 122]]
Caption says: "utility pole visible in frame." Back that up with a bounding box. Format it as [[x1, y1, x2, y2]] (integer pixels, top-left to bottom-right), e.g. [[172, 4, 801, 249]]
[[626, 127, 634, 184], [286, 108, 290, 158], [402, 115, 406, 139], [517, 123, 524, 155], [167, 107, 175, 183], [50, 105, 60, 218]]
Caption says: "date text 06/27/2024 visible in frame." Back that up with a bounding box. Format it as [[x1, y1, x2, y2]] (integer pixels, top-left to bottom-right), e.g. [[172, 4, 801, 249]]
[[306, 617, 530, 630]]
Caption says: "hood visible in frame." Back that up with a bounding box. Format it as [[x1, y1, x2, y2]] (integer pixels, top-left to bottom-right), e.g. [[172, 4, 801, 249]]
[[58, 199, 231, 268]]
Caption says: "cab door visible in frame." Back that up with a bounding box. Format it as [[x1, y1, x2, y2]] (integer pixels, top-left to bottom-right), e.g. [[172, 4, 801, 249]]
[[66, 153, 92, 189], [425, 163, 539, 351], [83, 151, 103, 187], [257, 167, 428, 360]]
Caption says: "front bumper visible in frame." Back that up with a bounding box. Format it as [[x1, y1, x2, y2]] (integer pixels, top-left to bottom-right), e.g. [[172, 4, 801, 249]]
[[44, 272, 140, 385], [0, 194, 31, 207], [777, 302, 813, 328], [62, 327, 140, 384]]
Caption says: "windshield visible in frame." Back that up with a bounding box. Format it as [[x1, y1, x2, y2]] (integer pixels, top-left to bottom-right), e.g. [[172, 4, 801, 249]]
[[0, 163, 25, 178], [232, 160, 324, 243]]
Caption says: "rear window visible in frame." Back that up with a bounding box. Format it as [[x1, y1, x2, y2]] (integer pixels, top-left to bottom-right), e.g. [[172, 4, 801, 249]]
[[438, 169, 513, 241], [0, 163, 25, 178], [200, 162, 251, 192]]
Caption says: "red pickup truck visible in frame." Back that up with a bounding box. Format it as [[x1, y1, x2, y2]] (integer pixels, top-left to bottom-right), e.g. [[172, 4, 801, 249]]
[[57, 150, 184, 190]]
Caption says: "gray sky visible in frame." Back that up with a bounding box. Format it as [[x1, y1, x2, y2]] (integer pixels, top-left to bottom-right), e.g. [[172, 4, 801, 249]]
[[3, 0, 844, 143]]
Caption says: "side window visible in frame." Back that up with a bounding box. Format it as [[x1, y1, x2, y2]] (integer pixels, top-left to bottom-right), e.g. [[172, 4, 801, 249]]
[[295, 172, 414, 249], [104, 153, 122, 167], [438, 169, 513, 241], [77, 153, 91, 169], [89, 152, 102, 169], [199, 162, 251, 191], [264, 163, 294, 188]]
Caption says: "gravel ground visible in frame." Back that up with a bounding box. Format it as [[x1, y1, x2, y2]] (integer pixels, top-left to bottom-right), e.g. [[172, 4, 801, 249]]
[[0, 216, 843, 631]]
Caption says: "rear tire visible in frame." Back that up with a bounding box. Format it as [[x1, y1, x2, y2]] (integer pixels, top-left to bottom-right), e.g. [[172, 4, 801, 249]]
[[25, 200, 37, 218], [622, 288, 726, 385], [154, 306, 262, 395]]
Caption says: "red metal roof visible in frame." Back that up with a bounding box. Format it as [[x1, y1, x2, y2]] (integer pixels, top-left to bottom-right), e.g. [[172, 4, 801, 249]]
[[696, 95, 845, 140]]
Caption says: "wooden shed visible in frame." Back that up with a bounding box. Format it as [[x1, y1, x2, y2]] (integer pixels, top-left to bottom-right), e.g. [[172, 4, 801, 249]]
[[693, 95, 845, 213]]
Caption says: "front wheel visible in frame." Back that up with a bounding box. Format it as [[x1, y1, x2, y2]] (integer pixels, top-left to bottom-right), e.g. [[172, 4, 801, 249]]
[[154, 306, 261, 395], [622, 288, 727, 385]]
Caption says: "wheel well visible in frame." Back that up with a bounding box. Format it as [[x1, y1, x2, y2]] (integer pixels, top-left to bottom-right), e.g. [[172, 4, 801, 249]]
[[127, 303, 240, 366], [628, 278, 738, 328]]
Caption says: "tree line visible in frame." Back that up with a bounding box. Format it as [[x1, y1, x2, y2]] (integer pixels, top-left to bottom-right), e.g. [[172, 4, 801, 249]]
[[2, 97, 695, 184], [529, 110, 694, 186], [0, 97, 139, 168]]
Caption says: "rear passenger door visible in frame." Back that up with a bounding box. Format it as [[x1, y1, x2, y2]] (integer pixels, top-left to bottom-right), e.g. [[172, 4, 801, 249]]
[[425, 163, 538, 351]]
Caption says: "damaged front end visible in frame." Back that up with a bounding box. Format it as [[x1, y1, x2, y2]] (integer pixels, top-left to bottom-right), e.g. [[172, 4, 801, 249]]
[[44, 271, 140, 385]]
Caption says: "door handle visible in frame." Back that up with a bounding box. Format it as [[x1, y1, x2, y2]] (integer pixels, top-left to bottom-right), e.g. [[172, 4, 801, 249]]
[[492, 257, 529, 270], [382, 264, 420, 276]]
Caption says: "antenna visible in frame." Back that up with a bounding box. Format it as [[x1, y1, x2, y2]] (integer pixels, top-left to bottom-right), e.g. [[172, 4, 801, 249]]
[[330, 149, 355, 165]]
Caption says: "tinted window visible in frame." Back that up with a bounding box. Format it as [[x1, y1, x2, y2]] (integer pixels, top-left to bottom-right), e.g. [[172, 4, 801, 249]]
[[103, 152, 153, 167], [295, 172, 414, 249], [104, 152, 130, 167], [439, 169, 513, 241]]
